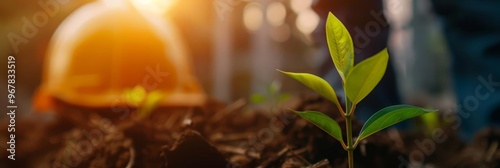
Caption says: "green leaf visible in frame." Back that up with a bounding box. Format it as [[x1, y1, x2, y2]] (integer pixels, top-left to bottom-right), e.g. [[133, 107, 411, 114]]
[[138, 91, 164, 118], [357, 105, 437, 141], [250, 93, 266, 104], [345, 48, 389, 104], [278, 70, 340, 107], [124, 85, 147, 105], [420, 112, 440, 132], [278, 93, 291, 103], [292, 110, 344, 143], [326, 12, 354, 81]]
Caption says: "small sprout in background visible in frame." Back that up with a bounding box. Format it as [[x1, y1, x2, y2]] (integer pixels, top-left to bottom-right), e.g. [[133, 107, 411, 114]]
[[250, 81, 291, 108], [124, 85, 147, 106], [278, 12, 437, 168], [419, 111, 441, 136], [250, 94, 266, 104], [124, 85, 165, 120]]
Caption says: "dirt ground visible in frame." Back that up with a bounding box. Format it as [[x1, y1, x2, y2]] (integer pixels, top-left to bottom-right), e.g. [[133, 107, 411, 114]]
[[1, 95, 499, 168]]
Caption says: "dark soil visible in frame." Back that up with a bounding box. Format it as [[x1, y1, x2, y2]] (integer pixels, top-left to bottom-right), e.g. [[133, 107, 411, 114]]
[[1, 95, 499, 168]]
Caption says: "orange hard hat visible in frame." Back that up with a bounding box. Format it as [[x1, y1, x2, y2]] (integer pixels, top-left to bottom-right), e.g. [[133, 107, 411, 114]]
[[34, 0, 205, 111]]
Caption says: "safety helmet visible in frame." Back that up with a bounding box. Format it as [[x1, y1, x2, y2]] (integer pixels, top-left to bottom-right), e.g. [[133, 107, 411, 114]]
[[34, 0, 205, 111]]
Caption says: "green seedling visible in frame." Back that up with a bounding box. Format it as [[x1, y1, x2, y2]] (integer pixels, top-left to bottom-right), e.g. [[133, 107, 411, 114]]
[[124, 85, 165, 119], [250, 81, 291, 107], [419, 111, 441, 136], [278, 12, 436, 168]]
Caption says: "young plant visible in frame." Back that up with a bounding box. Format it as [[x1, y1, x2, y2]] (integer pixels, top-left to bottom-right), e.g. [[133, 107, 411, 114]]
[[278, 12, 436, 168], [124, 85, 165, 119], [250, 81, 291, 108]]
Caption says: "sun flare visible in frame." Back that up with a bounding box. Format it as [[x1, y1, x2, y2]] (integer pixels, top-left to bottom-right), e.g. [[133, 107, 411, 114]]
[[130, 0, 175, 14]]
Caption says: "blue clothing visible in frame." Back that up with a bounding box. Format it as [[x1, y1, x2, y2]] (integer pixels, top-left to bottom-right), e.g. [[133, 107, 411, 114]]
[[432, 0, 500, 140]]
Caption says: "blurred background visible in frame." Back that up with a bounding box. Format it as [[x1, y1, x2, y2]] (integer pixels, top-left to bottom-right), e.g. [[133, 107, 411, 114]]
[[0, 0, 454, 111]]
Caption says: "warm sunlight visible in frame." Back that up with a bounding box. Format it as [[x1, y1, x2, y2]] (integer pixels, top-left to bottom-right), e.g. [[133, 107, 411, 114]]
[[290, 0, 313, 13], [243, 3, 264, 31], [130, 0, 176, 14], [266, 2, 286, 27], [296, 9, 319, 35]]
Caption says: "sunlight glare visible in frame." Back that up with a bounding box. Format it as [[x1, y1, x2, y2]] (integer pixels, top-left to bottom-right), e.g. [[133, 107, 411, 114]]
[[290, 0, 313, 13], [266, 2, 287, 27], [130, 0, 175, 14], [296, 9, 319, 35], [244, 3, 264, 31]]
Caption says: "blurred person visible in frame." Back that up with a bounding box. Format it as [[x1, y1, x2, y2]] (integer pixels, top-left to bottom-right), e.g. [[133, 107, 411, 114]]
[[431, 0, 500, 140], [311, 0, 401, 120]]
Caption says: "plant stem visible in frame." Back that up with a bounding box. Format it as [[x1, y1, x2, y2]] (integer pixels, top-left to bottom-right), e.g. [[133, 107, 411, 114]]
[[345, 113, 354, 168], [345, 98, 354, 168]]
